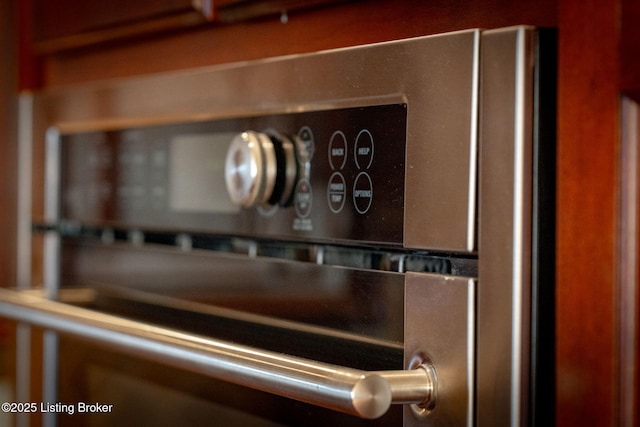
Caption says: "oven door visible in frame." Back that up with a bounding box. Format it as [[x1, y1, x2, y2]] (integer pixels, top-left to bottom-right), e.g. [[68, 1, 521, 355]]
[[0, 239, 474, 426]]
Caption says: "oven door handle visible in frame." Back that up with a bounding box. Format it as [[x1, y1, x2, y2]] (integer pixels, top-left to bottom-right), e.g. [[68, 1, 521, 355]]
[[0, 288, 434, 420]]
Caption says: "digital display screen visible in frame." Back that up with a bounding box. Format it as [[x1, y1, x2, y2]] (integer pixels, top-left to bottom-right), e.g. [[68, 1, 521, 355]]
[[169, 133, 239, 214], [60, 104, 407, 244]]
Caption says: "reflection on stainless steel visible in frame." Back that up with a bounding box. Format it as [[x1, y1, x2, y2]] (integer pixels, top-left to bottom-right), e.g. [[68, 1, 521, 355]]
[[13, 25, 555, 426], [225, 131, 278, 207], [60, 239, 407, 344], [404, 273, 475, 427], [0, 288, 433, 420], [478, 27, 535, 426], [224, 130, 303, 208], [35, 32, 479, 251], [170, 132, 240, 213]]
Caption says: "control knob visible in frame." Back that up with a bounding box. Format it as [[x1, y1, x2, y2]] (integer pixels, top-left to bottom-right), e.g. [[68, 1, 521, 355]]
[[225, 131, 303, 208]]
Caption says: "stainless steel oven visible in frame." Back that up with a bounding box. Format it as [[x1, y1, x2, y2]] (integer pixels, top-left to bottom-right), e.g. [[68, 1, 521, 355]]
[[1, 26, 555, 426]]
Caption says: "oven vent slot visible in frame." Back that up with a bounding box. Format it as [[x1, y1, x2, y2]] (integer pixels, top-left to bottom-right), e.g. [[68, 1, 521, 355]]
[[33, 222, 478, 277]]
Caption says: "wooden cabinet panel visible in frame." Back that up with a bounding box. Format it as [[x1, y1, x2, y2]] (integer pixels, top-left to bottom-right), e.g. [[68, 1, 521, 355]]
[[621, 0, 640, 101], [556, 0, 620, 425], [214, 0, 352, 23], [36, 0, 557, 87], [0, 0, 18, 287], [32, 0, 214, 53], [30, 0, 356, 53]]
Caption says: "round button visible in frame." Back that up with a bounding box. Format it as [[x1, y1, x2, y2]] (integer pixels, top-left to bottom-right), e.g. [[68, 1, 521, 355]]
[[297, 126, 315, 161], [327, 172, 347, 213], [328, 131, 347, 170], [354, 129, 374, 170], [353, 172, 373, 214], [294, 179, 313, 218]]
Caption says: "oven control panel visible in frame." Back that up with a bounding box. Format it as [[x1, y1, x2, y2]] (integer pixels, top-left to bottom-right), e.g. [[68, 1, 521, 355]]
[[60, 104, 407, 245], [224, 130, 304, 208]]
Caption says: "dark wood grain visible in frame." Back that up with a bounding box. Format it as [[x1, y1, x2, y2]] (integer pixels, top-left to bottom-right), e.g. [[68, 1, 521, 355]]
[[38, 0, 557, 87], [556, 0, 620, 425], [0, 0, 18, 287], [621, 0, 640, 102], [33, 0, 213, 53]]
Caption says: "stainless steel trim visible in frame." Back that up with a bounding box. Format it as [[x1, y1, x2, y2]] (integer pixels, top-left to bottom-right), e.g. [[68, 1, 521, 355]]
[[620, 96, 639, 426], [404, 273, 475, 427], [43, 127, 59, 224], [17, 93, 33, 289], [0, 288, 434, 420], [42, 331, 58, 427], [15, 324, 31, 427], [510, 28, 532, 426], [43, 128, 62, 427], [402, 29, 478, 251], [16, 93, 33, 427], [478, 26, 535, 426], [466, 30, 480, 252], [33, 29, 479, 252]]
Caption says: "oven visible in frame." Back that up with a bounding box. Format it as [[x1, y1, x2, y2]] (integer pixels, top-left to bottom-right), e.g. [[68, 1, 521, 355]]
[[1, 26, 555, 426]]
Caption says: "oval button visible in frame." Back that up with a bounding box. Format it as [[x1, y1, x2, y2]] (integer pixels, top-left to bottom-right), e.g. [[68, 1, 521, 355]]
[[354, 129, 374, 170], [353, 172, 373, 214], [327, 172, 347, 213], [294, 179, 313, 218], [328, 131, 347, 170], [297, 126, 315, 161]]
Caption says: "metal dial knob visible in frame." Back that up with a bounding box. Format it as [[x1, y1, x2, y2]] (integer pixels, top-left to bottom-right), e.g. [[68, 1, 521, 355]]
[[225, 131, 300, 208]]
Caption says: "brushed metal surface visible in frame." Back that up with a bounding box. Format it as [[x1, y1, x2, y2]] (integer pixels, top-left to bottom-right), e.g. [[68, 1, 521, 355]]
[[32, 30, 479, 252], [59, 240, 406, 344], [477, 27, 535, 427], [404, 272, 475, 426], [0, 287, 432, 420], [19, 26, 551, 426], [43, 127, 62, 427]]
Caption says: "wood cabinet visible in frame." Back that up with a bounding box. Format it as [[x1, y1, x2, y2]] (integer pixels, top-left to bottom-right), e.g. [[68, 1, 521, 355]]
[[4, 0, 639, 425], [556, 1, 623, 425], [32, 0, 214, 53], [621, 0, 640, 101], [30, 0, 357, 53], [0, 0, 18, 290]]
